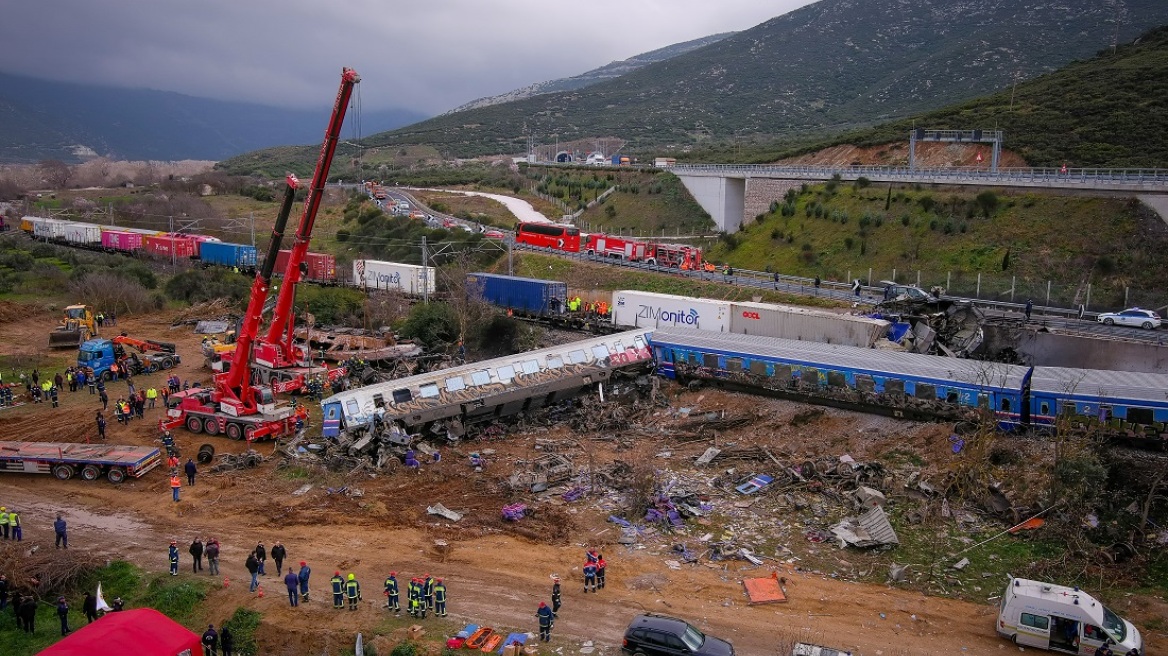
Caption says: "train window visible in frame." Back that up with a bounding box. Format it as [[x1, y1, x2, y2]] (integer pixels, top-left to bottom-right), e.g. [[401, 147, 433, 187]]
[[470, 370, 491, 386], [690, 352, 701, 365], [750, 360, 767, 375], [915, 383, 935, 400], [726, 358, 743, 373], [1060, 402, 1076, 416], [699, 353, 716, 368], [1128, 407, 1154, 425], [885, 379, 904, 396], [568, 349, 588, 364], [827, 371, 847, 388], [634, 336, 646, 350], [1000, 398, 1011, 412], [612, 341, 624, 352], [522, 360, 539, 374], [775, 365, 792, 381], [592, 345, 611, 361], [445, 377, 466, 392], [419, 383, 440, 399], [547, 356, 564, 369], [946, 391, 959, 403], [855, 375, 875, 393], [392, 388, 412, 404], [345, 399, 360, 417], [1040, 402, 1050, 415], [372, 393, 386, 409], [801, 368, 820, 388], [496, 365, 516, 382], [978, 394, 989, 409]]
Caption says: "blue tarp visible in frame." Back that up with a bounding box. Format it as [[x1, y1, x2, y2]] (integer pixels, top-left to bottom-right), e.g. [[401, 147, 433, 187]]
[[497, 633, 527, 653], [886, 322, 912, 343]]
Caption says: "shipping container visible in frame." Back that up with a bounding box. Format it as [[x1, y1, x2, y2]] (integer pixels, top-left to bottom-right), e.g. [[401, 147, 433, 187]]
[[468, 273, 566, 316], [61, 222, 103, 246], [198, 241, 258, 269], [100, 230, 143, 252], [121, 227, 164, 237], [611, 290, 731, 332], [274, 250, 337, 282], [144, 234, 198, 259], [353, 260, 435, 295], [32, 217, 67, 241], [729, 301, 890, 348]]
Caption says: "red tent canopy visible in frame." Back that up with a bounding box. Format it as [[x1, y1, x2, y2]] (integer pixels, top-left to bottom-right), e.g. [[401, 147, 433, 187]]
[[38, 608, 202, 656]]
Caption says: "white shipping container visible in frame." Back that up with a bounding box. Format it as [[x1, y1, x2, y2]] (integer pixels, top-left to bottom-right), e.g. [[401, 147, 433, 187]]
[[611, 290, 731, 332], [729, 301, 890, 348], [61, 222, 103, 245], [353, 259, 435, 295], [32, 217, 66, 240]]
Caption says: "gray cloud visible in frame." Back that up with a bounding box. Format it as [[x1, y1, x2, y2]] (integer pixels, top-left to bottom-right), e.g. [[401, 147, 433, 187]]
[[1, 0, 814, 115]]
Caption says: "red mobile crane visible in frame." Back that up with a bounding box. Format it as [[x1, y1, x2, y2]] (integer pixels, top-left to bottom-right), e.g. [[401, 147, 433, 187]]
[[250, 68, 361, 394], [161, 67, 360, 441]]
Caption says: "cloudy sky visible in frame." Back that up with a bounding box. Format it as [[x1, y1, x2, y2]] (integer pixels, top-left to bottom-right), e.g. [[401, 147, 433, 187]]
[[1, 0, 816, 116]]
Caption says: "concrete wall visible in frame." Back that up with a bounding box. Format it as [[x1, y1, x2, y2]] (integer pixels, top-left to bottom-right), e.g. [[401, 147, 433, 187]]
[[982, 324, 1168, 373], [675, 175, 746, 232], [743, 179, 803, 229]]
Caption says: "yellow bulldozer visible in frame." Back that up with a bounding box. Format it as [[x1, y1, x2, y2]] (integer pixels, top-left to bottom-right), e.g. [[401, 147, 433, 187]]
[[48, 304, 99, 349]]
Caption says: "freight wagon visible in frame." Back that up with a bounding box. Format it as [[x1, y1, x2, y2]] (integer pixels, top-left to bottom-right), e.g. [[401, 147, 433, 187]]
[[61, 222, 103, 246], [0, 441, 162, 483], [728, 301, 890, 348], [198, 241, 258, 270], [144, 235, 199, 259], [101, 230, 144, 253], [352, 259, 435, 295], [275, 249, 337, 283], [611, 290, 732, 332], [467, 273, 567, 316], [32, 217, 67, 241]]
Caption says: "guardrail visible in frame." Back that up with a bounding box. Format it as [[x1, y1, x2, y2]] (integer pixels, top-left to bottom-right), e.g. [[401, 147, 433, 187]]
[[671, 164, 1168, 186]]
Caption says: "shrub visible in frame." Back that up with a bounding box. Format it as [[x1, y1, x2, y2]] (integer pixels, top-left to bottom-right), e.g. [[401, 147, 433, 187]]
[[929, 219, 939, 231], [844, 236, 854, 250], [918, 195, 936, 213], [975, 190, 1000, 218], [900, 214, 911, 226], [771, 228, 783, 240], [222, 607, 263, 656], [398, 302, 460, 347], [856, 176, 872, 188]]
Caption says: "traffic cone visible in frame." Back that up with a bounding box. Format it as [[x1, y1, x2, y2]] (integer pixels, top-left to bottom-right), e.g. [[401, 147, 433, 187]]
[[223, 577, 230, 588], [257, 586, 264, 598]]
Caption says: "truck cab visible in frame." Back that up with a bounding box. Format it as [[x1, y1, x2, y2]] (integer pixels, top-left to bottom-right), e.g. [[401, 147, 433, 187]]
[[997, 577, 1141, 654]]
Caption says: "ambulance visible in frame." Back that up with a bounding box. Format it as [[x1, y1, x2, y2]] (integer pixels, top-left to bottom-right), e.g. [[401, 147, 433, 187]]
[[996, 577, 1142, 654]]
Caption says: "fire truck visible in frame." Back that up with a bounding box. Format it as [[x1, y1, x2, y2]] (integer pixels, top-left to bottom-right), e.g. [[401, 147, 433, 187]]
[[581, 233, 702, 269], [161, 68, 360, 441]]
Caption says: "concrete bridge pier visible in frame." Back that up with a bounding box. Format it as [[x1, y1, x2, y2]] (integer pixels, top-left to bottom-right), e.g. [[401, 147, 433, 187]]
[[675, 174, 746, 232]]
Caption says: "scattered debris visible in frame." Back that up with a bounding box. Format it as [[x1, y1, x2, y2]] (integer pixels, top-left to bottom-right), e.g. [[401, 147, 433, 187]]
[[742, 576, 788, 605], [830, 506, 899, 548], [736, 474, 774, 495], [853, 486, 886, 509], [427, 504, 463, 522], [502, 503, 527, 521], [694, 447, 721, 466], [291, 483, 314, 496], [951, 557, 970, 570]]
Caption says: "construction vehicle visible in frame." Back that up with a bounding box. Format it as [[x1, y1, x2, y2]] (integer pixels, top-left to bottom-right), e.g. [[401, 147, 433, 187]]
[[49, 304, 99, 349], [78, 335, 181, 380], [0, 441, 162, 484], [162, 68, 359, 441]]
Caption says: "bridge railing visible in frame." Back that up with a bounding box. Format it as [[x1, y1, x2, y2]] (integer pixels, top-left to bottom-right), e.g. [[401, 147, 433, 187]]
[[671, 164, 1168, 185]]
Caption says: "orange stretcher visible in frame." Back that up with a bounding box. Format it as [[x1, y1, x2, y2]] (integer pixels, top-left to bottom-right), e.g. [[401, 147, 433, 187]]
[[465, 627, 494, 650], [480, 634, 504, 652]]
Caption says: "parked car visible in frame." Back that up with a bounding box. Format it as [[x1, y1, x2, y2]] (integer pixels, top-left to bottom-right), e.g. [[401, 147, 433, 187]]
[[483, 230, 506, 239], [622, 614, 733, 656], [1096, 307, 1161, 329]]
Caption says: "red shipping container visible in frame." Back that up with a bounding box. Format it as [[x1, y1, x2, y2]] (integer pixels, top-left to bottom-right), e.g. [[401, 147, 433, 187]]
[[144, 235, 198, 259], [274, 249, 336, 282], [101, 230, 143, 252]]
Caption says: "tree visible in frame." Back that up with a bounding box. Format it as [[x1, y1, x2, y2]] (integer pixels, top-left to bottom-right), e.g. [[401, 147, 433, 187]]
[[38, 159, 73, 189], [1001, 247, 1011, 271], [975, 191, 1000, 218]]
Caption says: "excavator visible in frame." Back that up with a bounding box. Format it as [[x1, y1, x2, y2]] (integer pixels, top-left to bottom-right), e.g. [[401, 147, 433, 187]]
[[161, 68, 360, 441], [49, 304, 99, 349]]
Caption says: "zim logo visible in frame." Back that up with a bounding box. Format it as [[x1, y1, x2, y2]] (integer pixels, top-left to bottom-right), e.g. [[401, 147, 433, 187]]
[[741, 311, 761, 320]]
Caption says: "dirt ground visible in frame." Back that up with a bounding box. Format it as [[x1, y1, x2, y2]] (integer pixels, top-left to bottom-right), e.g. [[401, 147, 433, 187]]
[[1, 306, 1164, 656]]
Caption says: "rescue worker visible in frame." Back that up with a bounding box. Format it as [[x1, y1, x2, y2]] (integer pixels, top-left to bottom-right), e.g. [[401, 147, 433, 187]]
[[57, 595, 71, 636], [384, 571, 400, 613], [50, 383, 59, 408], [345, 573, 361, 611], [423, 573, 435, 611], [551, 575, 562, 618], [96, 412, 107, 441], [6, 509, 16, 541], [161, 430, 176, 456], [330, 571, 345, 609], [414, 578, 427, 619], [596, 553, 606, 589], [433, 577, 447, 617], [0, 507, 8, 540], [220, 626, 234, 656], [147, 386, 157, 408], [298, 561, 311, 602], [171, 472, 182, 502], [537, 601, 554, 642], [284, 568, 300, 607], [202, 623, 219, 656], [185, 459, 198, 486], [54, 513, 67, 549], [169, 539, 179, 575], [582, 559, 597, 593]]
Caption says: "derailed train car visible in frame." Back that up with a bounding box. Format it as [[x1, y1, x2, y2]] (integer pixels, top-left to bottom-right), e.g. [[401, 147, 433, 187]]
[[320, 329, 652, 439]]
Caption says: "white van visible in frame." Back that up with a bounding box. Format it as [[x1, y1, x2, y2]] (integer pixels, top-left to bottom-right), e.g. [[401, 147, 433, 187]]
[[997, 578, 1142, 654]]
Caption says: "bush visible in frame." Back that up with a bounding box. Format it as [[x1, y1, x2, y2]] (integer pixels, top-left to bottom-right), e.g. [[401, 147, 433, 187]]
[[164, 269, 250, 304], [398, 302, 460, 347], [918, 195, 936, 213], [844, 236, 854, 250], [70, 271, 161, 315], [856, 176, 872, 188], [901, 214, 910, 226], [222, 607, 263, 656], [771, 228, 783, 240], [975, 190, 1000, 218]]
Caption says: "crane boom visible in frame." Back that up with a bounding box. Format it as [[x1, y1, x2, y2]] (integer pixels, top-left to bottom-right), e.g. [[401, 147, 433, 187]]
[[264, 67, 360, 357]]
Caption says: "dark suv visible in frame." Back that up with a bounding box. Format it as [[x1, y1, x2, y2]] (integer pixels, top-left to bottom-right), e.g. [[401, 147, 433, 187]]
[[622, 614, 734, 656]]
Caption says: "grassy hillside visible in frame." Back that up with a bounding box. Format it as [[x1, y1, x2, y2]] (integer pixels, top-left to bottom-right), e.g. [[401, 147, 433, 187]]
[[710, 181, 1168, 309]]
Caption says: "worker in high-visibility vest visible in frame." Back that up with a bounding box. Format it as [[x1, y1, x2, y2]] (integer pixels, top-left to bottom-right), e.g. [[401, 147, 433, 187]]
[[345, 573, 361, 611], [0, 507, 9, 540], [146, 387, 158, 409], [170, 473, 181, 502]]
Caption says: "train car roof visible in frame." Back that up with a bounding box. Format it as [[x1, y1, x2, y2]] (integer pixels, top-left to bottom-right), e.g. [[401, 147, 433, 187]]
[[649, 328, 1030, 389], [1031, 366, 1168, 405], [321, 328, 651, 411]]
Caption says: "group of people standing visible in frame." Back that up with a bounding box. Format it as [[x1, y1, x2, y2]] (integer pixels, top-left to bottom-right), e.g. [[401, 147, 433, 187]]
[[379, 572, 447, 618], [536, 548, 608, 642]]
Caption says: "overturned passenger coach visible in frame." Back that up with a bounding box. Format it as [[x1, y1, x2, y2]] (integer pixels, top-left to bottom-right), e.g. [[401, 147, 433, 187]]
[[320, 329, 653, 438]]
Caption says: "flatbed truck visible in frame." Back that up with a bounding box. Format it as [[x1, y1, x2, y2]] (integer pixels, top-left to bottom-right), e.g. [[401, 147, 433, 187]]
[[0, 441, 162, 483]]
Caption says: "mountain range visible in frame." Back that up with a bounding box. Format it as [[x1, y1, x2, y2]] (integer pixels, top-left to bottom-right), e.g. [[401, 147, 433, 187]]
[[444, 32, 735, 114], [361, 0, 1168, 157], [0, 72, 427, 164]]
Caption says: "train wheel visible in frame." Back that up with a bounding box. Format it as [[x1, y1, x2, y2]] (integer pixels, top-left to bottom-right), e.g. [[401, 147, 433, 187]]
[[107, 468, 126, 484], [81, 464, 102, 481], [186, 416, 204, 433], [225, 423, 243, 441], [204, 419, 221, 436], [53, 464, 75, 480]]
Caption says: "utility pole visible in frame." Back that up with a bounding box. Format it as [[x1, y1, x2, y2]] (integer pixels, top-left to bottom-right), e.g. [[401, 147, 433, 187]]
[[421, 235, 429, 303], [507, 235, 514, 276], [169, 214, 175, 268], [249, 212, 256, 248]]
